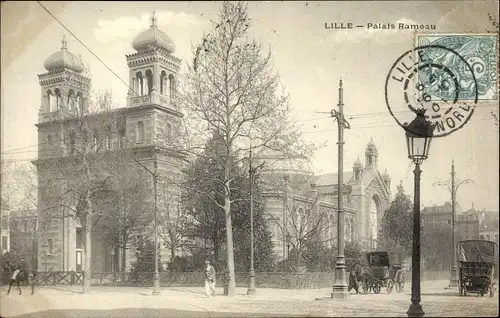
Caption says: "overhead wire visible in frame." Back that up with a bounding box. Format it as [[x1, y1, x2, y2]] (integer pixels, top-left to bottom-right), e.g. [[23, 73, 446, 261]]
[[36, 1, 140, 98], [3, 3, 496, 160]]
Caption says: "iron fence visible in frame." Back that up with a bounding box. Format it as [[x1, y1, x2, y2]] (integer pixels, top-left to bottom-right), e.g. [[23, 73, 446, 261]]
[[24, 269, 446, 289]]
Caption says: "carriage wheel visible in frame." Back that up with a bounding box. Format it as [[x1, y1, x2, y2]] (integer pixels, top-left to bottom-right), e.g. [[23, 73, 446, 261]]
[[386, 279, 394, 294], [373, 283, 381, 294]]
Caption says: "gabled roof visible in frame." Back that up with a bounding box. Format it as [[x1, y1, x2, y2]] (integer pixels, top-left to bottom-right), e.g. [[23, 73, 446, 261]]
[[312, 172, 354, 187]]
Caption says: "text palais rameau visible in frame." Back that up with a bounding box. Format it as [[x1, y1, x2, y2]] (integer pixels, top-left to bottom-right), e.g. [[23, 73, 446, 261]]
[[367, 22, 436, 30]]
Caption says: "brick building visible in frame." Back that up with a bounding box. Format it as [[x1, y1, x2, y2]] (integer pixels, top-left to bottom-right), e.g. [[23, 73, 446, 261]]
[[33, 13, 187, 273]]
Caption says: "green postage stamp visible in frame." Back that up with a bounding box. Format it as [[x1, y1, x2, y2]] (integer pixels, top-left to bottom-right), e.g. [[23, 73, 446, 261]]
[[415, 34, 498, 101]]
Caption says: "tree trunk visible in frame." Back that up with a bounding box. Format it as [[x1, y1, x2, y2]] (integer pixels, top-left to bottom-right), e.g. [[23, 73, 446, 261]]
[[170, 245, 176, 259], [82, 155, 92, 294], [213, 231, 219, 261], [296, 247, 302, 272], [224, 175, 236, 296], [83, 210, 92, 293]]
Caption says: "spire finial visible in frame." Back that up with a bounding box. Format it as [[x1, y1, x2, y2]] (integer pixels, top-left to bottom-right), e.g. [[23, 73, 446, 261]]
[[339, 77, 343, 88], [151, 10, 157, 28], [61, 35, 68, 50]]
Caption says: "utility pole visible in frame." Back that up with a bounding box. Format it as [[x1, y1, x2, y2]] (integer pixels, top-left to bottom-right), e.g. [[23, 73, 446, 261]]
[[433, 160, 474, 289], [331, 78, 350, 299], [247, 145, 256, 295]]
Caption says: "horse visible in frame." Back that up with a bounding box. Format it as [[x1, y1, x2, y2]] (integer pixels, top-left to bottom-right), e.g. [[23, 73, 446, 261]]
[[6, 267, 31, 295]]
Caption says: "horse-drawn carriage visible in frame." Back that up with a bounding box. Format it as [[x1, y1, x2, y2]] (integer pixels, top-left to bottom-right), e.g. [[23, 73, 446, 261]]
[[458, 240, 497, 297], [360, 251, 406, 294]]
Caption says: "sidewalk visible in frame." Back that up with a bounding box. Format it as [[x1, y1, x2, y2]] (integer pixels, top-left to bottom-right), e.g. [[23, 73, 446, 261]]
[[1, 280, 497, 318]]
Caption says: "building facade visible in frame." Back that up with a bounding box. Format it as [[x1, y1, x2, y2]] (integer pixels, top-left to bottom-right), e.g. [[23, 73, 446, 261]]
[[253, 139, 392, 260], [33, 13, 187, 272]]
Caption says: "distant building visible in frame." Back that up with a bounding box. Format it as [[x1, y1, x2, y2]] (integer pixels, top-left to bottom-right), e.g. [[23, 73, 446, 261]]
[[463, 206, 499, 244], [421, 202, 455, 271], [1, 201, 10, 254], [456, 209, 480, 241], [478, 212, 499, 245], [252, 138, 392, 260], [8, 209, 38, 265]]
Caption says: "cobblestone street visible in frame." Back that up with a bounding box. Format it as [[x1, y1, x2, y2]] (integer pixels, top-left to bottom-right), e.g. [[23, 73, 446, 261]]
[[1, 281, 498, 317]]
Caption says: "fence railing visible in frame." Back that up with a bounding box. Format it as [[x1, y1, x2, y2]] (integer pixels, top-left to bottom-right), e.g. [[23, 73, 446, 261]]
[[3, 269, 447, 289]]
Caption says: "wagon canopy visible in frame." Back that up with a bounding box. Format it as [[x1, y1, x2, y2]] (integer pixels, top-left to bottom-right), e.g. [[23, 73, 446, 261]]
[[458, 240, 498, 263], [366, 252, 390, 267]]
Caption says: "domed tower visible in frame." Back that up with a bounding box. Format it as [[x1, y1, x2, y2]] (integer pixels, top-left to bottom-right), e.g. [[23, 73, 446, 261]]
[[126, 10, 180, 109], [365, 138, 378, 169], [353, 156, 363, 181], [38, 35, 90, 123]]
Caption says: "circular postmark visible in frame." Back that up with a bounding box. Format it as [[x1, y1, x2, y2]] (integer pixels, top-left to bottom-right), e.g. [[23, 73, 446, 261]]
[[385, 44, 478, 138]]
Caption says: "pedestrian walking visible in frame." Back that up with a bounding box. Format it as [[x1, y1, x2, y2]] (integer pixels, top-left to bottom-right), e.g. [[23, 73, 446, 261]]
[[7, 266, 23, 295], [204, 260, 216, 297], [28, 270, 36, 295], [348, 260, 361, 294]]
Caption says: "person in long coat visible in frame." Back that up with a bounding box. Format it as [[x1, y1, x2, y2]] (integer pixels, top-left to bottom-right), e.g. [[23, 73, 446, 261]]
[[348, 260, 361, 294]]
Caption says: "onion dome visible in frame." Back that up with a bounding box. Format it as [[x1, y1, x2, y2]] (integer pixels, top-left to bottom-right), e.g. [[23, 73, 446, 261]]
[[353, 157, 363, 169], [366, 138, 377, 150], [382, 169, 391, 181], [132, 11, 175, 53], [44, 35, 84, 73]]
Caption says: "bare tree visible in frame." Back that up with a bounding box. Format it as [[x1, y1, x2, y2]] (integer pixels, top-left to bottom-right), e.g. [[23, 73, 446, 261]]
[[272, 193, 338, 270], [177, 1, 314, 296], [157, 182, 190, 259]]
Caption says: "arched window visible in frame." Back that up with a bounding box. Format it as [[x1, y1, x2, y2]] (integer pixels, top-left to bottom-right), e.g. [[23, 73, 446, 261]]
[[69, 131, 76, 155], [136, 72, 144, 96], [160, 71, 167, 95], [166, 123, 172, 139], [76, 93, 83, 113], [136, 121, 144, 142], [48, 90, 57, 112], [146, 70, 153, 94], [93, 131, 99, 152], [297, 208, 306, 232], [54, 88, 62, 110], [169, 74, 175, 98], [118, 129, 126, 148], [68, 90, 75, 112]]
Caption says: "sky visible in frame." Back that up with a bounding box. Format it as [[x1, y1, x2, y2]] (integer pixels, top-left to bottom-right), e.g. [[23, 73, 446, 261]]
[[1, 1, 499, 211]]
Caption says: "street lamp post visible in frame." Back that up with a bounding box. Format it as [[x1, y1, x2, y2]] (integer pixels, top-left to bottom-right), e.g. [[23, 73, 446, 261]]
[[404, 108, 435, 318], [152, 157, 160, 295]]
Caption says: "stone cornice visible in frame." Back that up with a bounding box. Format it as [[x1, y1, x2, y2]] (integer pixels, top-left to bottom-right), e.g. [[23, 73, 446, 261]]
[[126, 49, 181, 70], [38, 69, 91, 87], [36, 103, 183, 128]]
